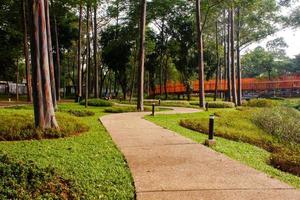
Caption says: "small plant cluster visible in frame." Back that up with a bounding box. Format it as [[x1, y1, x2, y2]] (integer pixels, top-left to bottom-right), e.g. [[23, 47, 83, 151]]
[[207, 101, 235, 108], [243, 98, 279, 107], [80, 99, 113, 107], [0, 112, 88, 141], [104, 106, 171, 113], [180, 108, 300, 176], [67, 110, 95, 117], [0, 153, 84, 199]]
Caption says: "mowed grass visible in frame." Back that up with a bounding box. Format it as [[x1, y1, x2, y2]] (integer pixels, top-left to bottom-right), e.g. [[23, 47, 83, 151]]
[[145, 110, 300, 188], [0, 103, 135, 199]]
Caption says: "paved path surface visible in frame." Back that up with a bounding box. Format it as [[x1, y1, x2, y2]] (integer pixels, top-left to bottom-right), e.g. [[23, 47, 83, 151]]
[[100, 107, 300, 200]]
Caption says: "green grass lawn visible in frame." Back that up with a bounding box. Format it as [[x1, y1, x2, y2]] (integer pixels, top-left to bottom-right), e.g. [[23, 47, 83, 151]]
[[0, 103, 135, 199], [145, 109, 300, 188]]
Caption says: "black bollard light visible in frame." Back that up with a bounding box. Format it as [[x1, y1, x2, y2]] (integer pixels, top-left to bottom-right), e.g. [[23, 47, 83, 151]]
[[152, 103, 155, 116], [205, 102, 209, 111], [158, 98, 161, 106], [205, 114, 216, 146], [119, 97, 122, 102]]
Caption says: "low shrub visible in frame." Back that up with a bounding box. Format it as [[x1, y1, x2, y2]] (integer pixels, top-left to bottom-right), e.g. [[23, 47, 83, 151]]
[[80, 99, 113, 107], [207, 101, 235, 108], [0, 111, 89, 141], [0, 152, 84, 199], [104, 106, 171, 113], [253, 107, 300, 144], [270, 149, 300, 176], [67, 109, 95, 117], [243, 98, 279, 107]]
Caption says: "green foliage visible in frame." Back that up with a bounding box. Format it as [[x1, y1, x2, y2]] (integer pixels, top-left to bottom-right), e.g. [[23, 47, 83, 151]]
[[80, 99, 113, 107], [0, 110, 88, 141], [0, 104, 135, 199], [67, 109, 95, 117], [243, 98, 279, 107], [179, 108, 300, 176], [190, 101, 235, 108], [0, 152, 83, 199], [253, 107, 300, 144], [145, 110, 300, 188], [104, 106, 171, 113]]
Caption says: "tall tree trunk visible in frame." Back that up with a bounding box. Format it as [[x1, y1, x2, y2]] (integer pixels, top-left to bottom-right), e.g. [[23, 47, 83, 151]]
[[16, 58, 19, 102], [214, 20, 220, 101], [129, 44, 137, 103], [236, 7, 242, 106], [230, 8, 237, 106], [52, 1, 61, 101], [85, 3, 90, 107], [94, 3, 99, 98], [223, 10, 227, 101], [77, 0, 82, 102], [226, 9, 232, 102], [164, 55, 169, 100], [137, 0, 146, 111], [196, 0, 205, 108], [45, 0, 57, 107], [28, 0, 58, 129], [22, 0, 32, 102]]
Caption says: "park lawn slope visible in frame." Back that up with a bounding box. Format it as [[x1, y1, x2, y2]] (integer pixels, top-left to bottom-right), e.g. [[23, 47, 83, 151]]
[[145, 109, 300, 188], [0, 103, 135, 199]]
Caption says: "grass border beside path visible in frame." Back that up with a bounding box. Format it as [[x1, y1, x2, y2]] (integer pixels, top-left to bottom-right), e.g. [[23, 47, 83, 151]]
[[0, 103, 135, 199], [145, 112, 300, 189]]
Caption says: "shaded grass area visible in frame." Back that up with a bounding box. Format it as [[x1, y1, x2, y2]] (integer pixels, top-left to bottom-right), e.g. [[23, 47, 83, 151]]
[[0, 103, 135, 199], [145, 110, 300, 188], [0, 153, 83, 199], [0, 109, 88, 141], [80, 99, 113, 107]]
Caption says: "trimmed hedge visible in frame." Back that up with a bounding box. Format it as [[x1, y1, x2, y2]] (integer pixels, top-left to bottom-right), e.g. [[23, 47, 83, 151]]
[[0, 153, 84, 199], [207, 101, 235, 108], [80, 99, 113, 107], [243, 98, 279, 107], [67, 110, 95, 117]]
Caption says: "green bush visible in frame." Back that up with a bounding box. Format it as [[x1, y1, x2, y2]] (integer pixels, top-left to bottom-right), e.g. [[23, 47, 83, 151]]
[[243, 98, 279, 107], [104, 106, 137, 113], [207, 101, 235, 108], [67, 109, 95, 117], [80, 99, 113, 107], [252, 107, 300, 144], [270, 149, 300, 176], [0, 111, 89, 141], [0, 153, 84, 199]]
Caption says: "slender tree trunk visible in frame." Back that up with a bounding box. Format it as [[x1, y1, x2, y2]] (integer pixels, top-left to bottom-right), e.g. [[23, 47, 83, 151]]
[[28, 0, 58, 129], [196, 0, 205, 108], [164, 55, 169, 100], [236, 7, 242, 106], [77, 0, 82, 101], [226, 9, 232, 102], [94, 3, 99, 98], [129, 45, 137, 103], [137, 0, 146, 111], [16, 58, 19, 102], [223, 10, 227, 100], [214, 20, 220, 101], [45, 0, 57, 107], [52, 1, 61, 101], [22, 0, 32, 102], [85, 3, 90, 107], [230, 8, 237, 106]]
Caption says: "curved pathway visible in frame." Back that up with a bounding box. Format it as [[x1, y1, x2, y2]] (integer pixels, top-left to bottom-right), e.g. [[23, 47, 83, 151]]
[[100, 107, 300, 200]]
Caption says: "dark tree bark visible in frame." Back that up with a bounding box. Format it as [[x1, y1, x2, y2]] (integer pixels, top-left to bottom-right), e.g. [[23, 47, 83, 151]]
[[28, 0, 58, 129], [85, 3, 90, 108], [52, 1, 61, 101], [16, 58, 19, 102], [196, 0, 205, 108], [77, 0, 82, 101], [236, 7, 242, 106], [226, 9, 232, 102], [22, 0, 32, 102], [223, 10, 227, 100], [94, 2, 99, 98], [230, 8, 237, 106], [45, 0, 57, 107], [214, 20, 220, 101], [137, 0, 146, 111]]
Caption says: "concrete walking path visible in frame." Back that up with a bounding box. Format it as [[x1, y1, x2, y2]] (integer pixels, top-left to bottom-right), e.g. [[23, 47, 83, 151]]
[[100, 107, 300, 200]]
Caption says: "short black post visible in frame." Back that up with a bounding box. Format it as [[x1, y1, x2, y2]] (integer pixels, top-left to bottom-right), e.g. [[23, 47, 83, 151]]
[[152, 103, 155, 116], [119, 97, 122, 102], [205, 102, 209, 111], [205, 114, 216, 146], [158, 98, 161, 106]]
